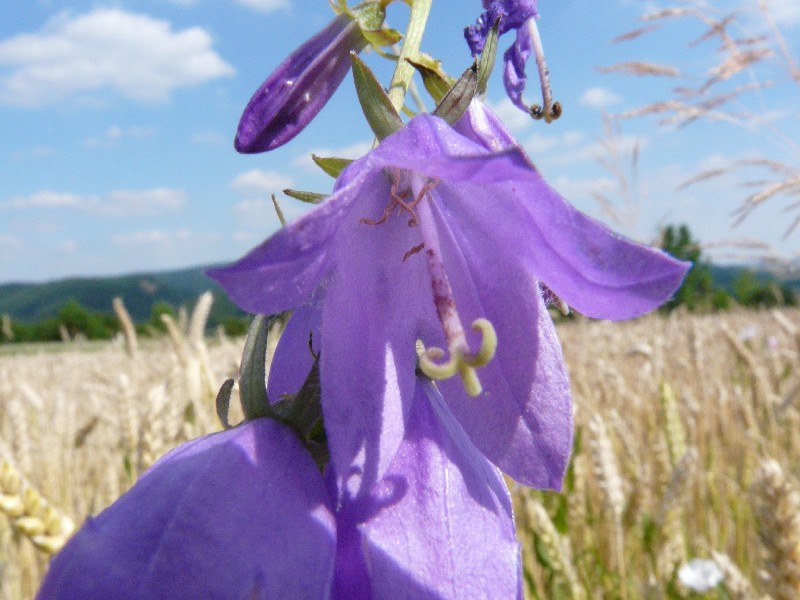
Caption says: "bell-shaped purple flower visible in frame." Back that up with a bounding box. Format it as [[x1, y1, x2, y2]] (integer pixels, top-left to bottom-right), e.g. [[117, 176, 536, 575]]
[[235, 13, 368, 153], [209, 101, 690, 500], [36, 419, 337, 600], [37, 378, 522, 599], [465, 0, 543, 114]]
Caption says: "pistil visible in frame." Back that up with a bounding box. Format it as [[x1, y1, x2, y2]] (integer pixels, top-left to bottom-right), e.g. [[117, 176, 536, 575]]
[[411, 177, 497, 396]]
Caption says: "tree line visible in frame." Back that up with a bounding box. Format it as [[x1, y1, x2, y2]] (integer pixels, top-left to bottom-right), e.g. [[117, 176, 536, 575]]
[[0, 299, 250, 344]]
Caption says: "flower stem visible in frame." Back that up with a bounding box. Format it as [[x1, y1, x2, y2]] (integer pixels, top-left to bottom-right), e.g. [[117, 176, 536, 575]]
[[387, 0, 432, 112]]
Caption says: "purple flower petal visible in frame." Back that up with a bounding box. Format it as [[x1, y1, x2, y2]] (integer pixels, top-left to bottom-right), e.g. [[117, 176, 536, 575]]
[[427, 196, 573, 489], [453, 98, 519, 152], [465, 0, 539, 112], [235, 14, 367, 153], [37, 420, 336, 600], [465, 0, 539, 55], [267, 300, 322, 404], [318, 191, 439, 499], [334, 379, 521, 599], [503, 23, 532, 112], [372, 113, 690, 320], [207, 158, 376, 315]]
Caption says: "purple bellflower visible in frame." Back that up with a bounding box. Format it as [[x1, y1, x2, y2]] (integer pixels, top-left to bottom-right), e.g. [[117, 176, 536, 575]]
[[36, 418, 337, 600], [37, 378, 521, 600], [235, 13, 368, 153], [209, 101, 690, 502], [465, 0, 552, 116]]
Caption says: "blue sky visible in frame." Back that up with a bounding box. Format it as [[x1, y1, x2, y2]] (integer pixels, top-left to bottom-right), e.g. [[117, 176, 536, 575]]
[[1, 0, 798, 283]]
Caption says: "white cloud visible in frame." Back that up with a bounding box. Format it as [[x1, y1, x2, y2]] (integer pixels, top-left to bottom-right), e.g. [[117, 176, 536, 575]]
[[231, 169, 294, 194], [191, 129, 227, 145], [13, 145, 54, 160], [762, 0, 800, 27], [85, 125, 155, 148], [112, 229, 191, 245], [0, 8, 235, 106], [578, 87, 622, 109], [551, 175, 615, 203], [5, 188, 186, 216], [234, 0, 290, 13], [523, 130, 587, 156], [485, 97, 533, 132], [523, 130, 644, 169], [7, 191, 83, 208], [0, 234, 21, 247]]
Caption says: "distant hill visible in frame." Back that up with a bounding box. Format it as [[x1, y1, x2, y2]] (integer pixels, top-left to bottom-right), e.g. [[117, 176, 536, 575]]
[[0, 265, 247, 324], [1, 263, 798, 327]]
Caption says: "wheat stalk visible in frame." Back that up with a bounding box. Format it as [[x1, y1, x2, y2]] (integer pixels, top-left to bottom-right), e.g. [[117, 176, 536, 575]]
[[112, 297, 138, 358], [753, 459, 800, 600]]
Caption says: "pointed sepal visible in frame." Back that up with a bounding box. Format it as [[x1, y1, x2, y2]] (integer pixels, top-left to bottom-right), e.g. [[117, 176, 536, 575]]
[[283, 189, 327, 204], [350, 52, 404, 140], [476, 18, 500, 95], [432, 62, 478, 125], [406, 54, 455, 103], [312, 154, 353, 178]]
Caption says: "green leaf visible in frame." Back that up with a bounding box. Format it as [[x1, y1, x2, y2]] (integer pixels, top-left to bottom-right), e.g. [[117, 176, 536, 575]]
[[432, 62, 478, 125], [283, 189, 327, 204], [361, 27, 402, 47], [405, 56, 454, 103], [350, 52, 404, 140], [312, 154, 353, 178]]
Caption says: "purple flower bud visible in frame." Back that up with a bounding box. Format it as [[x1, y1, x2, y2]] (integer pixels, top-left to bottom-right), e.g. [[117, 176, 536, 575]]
[[235, 14, 368, 153]]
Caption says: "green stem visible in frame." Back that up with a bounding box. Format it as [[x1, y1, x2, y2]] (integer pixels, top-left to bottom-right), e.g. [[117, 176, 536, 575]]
[[387, 0, 432, 112]]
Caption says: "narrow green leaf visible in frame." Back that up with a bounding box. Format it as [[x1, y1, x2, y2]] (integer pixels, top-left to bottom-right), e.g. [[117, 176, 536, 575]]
[[312, 154, 353, 178], [432, 62, 478, 125], [350, 52, 403, 140], [477, 18, 500, 94], [283, 189, 327, 204]]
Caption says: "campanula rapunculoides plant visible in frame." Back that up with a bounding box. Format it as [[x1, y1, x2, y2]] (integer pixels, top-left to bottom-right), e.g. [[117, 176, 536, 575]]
[[38, 1, 690, 598]]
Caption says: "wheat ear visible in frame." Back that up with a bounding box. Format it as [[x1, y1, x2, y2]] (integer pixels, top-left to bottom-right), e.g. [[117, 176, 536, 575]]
[[0, 461, 75, 554], [753, 459, 800, 600]]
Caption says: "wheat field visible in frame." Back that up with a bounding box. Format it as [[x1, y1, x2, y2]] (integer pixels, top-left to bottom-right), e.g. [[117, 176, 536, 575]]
[[1, 297, 799, 599]]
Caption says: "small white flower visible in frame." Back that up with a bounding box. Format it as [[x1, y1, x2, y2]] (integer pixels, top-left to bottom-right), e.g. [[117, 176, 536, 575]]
[[678, 558, 724, 592]]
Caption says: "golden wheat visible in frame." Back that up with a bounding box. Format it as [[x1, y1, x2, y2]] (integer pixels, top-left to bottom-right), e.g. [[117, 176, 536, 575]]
[[0, 304, 798, 598]]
